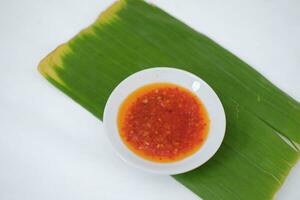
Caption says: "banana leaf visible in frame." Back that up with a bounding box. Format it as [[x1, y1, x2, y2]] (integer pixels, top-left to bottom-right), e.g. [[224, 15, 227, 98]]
[[38, 0, 300, 199]]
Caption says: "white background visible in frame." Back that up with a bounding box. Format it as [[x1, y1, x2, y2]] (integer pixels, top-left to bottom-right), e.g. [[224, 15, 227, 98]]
[[0, 0, 299, 199]]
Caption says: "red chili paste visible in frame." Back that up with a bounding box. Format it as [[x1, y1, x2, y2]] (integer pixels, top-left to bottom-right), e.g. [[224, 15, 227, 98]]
[[118, 83, 209, 162]]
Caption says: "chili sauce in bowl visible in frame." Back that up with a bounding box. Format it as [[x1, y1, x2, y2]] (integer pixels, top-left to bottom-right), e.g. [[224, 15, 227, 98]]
[[118, 83, 210, 163], [103, 67, 226, 174]]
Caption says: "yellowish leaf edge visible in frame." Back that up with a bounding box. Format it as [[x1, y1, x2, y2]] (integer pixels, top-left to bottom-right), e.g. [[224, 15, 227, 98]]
[[37, 0, 127, 85]]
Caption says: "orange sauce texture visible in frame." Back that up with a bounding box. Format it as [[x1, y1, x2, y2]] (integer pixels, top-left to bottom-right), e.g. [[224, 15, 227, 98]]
[[118, 83, 210, 163]]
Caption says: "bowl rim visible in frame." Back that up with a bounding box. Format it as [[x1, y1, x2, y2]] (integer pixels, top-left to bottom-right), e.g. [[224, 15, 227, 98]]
[[103, 67, 226, 175]]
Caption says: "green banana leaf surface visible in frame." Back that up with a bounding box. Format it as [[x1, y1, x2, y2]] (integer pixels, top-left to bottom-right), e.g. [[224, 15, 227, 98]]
[[38, 0, 300, 199]]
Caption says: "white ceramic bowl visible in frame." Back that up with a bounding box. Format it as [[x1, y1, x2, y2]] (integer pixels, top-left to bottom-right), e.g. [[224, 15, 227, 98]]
[[103, 67, 226, 175]]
